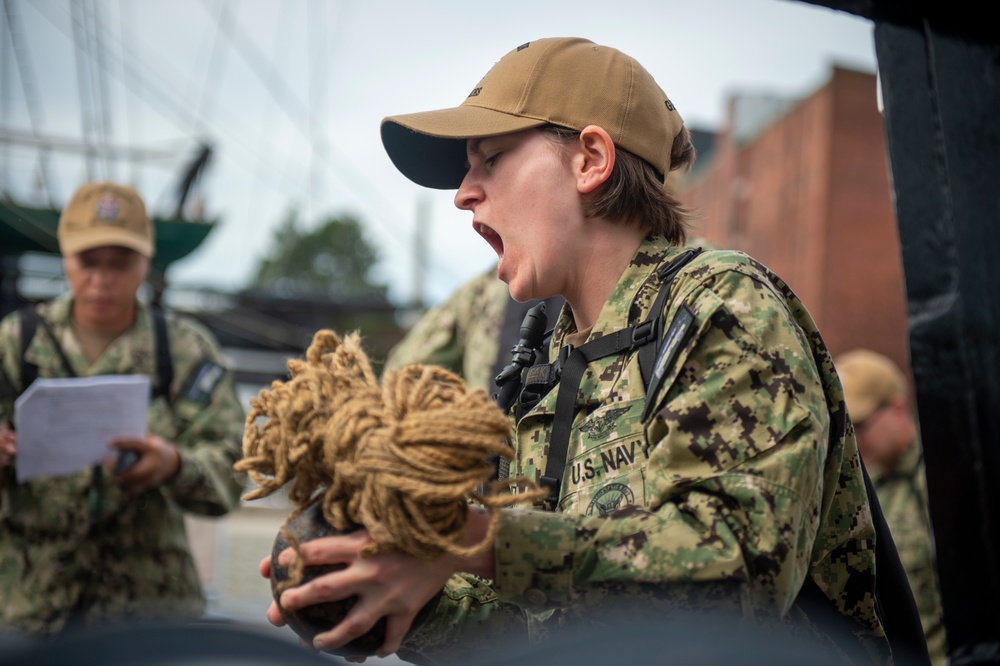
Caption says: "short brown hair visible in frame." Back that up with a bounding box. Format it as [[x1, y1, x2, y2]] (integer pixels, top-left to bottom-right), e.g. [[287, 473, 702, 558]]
[[542, 125, 696, 245]]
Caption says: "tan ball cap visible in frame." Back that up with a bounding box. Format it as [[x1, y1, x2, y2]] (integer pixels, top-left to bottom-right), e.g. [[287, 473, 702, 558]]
[[381, 37, 684, 189], [836, 349, 908, 424], [58, 181, 155, 258]]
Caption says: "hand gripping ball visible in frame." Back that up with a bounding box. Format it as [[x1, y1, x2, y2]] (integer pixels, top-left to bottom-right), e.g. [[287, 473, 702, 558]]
[[269, 500, 441, 657]]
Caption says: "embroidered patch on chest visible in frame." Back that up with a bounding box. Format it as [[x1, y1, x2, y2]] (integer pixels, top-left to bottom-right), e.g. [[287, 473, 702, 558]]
[[587, 482, 635, 516], [578, 406, 630, 440]]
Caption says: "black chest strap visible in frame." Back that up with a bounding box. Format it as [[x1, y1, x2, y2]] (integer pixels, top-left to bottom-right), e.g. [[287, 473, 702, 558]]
[[14, 303, 177, 525], [541, 327, 655, 499], [18, 304, 173, 402], [540, 247, 702, 504], [20, 304, 77, 387], [151, 306, 174, 402]]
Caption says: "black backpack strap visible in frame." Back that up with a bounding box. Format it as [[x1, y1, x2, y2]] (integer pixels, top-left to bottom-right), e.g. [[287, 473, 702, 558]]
[[0, 362, 14, 403], [542, 327, 655, 502], [19, 304, 173, 401], [151, 306, 174, 402], [795, 458, 931, 666], [19, 305, 41, 391], [20, 304, 77, 388]]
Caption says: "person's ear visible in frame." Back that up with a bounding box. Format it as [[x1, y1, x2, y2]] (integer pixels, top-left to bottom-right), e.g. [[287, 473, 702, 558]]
[[575, 125, 615, 194]]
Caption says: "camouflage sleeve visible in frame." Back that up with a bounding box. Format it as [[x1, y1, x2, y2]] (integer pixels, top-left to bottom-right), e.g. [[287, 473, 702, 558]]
[[494, 267, 829, 617], [399, 573, 528, 664], [161, 315, 246, 516], [384, 267, 506, 389], [384, 285, 474, 375]]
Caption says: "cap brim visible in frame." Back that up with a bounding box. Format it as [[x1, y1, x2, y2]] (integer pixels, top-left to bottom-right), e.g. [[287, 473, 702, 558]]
[[381, 106, 547, 189], [60, 228, 154, 258]]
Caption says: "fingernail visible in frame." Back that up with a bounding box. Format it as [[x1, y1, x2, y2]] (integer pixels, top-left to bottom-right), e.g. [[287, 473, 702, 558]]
[[314, 639, 326, 651]]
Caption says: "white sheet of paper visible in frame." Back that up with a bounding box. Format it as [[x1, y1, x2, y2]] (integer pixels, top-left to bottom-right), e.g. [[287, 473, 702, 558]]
[[14, 374, 150, 482]]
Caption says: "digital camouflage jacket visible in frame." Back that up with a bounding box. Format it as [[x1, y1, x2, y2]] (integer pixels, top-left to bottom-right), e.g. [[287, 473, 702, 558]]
[[385, 265, 509, 393], [401, 236, 891, 665], [0, 294, 245, 636]]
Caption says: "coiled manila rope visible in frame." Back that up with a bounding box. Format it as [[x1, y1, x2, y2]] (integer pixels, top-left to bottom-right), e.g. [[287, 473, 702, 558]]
[[236, 329, 544, 589]]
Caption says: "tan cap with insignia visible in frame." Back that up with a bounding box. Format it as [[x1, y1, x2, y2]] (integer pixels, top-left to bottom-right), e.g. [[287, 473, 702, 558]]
[[57, 181, 155, 258]]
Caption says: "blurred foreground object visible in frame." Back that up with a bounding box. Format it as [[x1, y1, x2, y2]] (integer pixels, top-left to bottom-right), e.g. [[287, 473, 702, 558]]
[[0, 620, 334, 666]]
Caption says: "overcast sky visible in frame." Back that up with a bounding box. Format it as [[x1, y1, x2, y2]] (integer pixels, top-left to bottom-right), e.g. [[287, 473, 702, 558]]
[[1, 0, 877, 305]]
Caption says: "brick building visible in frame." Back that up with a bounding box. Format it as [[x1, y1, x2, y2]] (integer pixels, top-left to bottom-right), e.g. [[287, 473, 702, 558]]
[[679, 65, 911, 378]]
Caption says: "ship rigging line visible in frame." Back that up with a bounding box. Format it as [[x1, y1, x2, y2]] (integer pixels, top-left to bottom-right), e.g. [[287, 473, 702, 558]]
[[2, 0, 56, 207], [24, 0, 310, 203]]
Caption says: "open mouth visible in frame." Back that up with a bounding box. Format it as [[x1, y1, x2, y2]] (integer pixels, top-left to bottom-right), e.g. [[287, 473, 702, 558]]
[[475, 222, 504, 259]]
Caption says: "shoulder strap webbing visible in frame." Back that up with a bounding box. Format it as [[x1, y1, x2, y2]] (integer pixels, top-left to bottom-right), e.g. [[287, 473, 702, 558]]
[[19, 304, 77, 389], [19, 305, 40, 391], [861, 460, 932, 666], [542, 330, 653, 499], [636, 248, 702, 391], [151, 306, 174, 402], [541, 248, 703, 503], [19, 304, 173, 401]]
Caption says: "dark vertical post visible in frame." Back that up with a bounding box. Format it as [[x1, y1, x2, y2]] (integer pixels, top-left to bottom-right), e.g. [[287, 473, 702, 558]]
[[875, 19, 1000, 665], [0, 254, 21, 319]]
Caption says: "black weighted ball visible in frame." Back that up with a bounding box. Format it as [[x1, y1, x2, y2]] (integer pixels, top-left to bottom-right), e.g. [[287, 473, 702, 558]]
[[270, 500, 440, 658]]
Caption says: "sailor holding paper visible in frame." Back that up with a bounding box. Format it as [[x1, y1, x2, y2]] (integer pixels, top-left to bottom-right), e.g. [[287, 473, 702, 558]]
[[0, 182, 245, 637]]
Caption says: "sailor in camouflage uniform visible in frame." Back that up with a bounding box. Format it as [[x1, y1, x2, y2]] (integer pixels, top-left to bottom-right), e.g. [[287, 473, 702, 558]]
[[263, 38, 892, 665], [837, 350, 946, 666], [385, 264, 510, 393], [0, 182, 245, 636]]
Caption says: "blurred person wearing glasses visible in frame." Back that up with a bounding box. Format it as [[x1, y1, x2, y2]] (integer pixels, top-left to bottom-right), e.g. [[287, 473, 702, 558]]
[[836, 349, 947, 666]]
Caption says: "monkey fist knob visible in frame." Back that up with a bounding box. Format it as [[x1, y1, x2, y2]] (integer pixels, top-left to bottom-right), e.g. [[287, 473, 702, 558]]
[[269, 500, 439, 657]]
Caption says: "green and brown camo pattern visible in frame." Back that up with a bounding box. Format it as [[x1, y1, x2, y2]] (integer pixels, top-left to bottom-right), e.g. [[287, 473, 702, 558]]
[[385, 265, 509, 393], [404, 237, 890, 665], [0, 295, 245, 636]]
